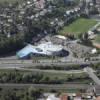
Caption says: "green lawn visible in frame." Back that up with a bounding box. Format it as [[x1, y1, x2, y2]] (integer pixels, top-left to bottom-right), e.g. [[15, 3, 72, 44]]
[[59, 18, 97, 38]]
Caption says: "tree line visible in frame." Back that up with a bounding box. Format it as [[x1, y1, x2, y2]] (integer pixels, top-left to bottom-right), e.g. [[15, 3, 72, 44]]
[[0, 86, 42, 100], [0, 33, 25, 55], [0, 70, 92, 84]]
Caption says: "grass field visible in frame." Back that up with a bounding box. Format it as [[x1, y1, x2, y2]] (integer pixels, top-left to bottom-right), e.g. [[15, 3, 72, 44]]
[[59, 18, 97, 38]]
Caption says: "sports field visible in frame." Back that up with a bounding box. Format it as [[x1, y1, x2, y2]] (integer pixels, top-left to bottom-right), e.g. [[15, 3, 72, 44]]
[[59, 18, 97, 38]]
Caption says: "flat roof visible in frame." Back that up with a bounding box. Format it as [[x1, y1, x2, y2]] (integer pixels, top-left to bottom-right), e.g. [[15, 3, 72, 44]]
[[38, 42, 62, 52], [54, 35, 66, 40]]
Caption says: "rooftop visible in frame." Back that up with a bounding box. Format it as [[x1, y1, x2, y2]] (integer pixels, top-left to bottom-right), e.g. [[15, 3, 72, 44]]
[[17, 42, 63, 58], [54, 35, 67, 40]]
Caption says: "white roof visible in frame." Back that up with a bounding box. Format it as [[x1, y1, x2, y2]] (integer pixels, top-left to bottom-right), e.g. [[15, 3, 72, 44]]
[[46, 94, 60, 100], [74, 97, 81, 100], [88, 31, 94, 35], [74, 8, 78, 12], [17, 42, 63, 58], [91, 48, 97, 54], [66, 11, 70, 15], [72, 93, 76, 96], [37, 42, 62, 52], [27, 1, 31, 4], [50, 21, 54, 25], [54, 35, 66, 40]]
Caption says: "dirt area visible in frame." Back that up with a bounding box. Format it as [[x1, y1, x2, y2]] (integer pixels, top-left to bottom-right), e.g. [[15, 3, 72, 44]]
[[93, 43, 100, 48]]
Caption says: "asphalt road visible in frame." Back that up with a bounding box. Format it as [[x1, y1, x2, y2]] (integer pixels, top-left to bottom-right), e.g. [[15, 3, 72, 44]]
[[84, 67, 100, 85], [0, 59, 99, 69], [0, 83, 90, 90]]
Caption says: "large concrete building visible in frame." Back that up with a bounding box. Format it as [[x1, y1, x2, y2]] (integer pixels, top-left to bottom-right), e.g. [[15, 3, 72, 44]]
[[17, 42, 69, 59]]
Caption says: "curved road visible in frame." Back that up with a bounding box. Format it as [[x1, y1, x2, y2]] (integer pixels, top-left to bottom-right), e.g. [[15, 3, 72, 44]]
[[84, 67, 100, 85]]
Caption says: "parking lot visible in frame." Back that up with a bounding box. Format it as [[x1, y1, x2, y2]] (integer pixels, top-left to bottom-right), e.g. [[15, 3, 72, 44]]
[[37, 35, 92, 59]]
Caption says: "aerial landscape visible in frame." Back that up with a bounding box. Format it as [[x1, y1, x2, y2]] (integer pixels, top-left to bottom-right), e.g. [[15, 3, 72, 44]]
[[0, 0, 100, 100]]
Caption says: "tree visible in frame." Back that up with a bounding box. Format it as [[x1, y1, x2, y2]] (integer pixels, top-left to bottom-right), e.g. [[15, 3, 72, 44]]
[[22, 73, 31, 83], [28, 87, 42, 99], [1, 90, 18, 100], [79, 32, 93, 46]]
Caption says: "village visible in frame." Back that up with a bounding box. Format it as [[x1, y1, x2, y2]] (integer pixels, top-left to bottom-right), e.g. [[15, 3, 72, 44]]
[[0, 0, 100, 100]]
